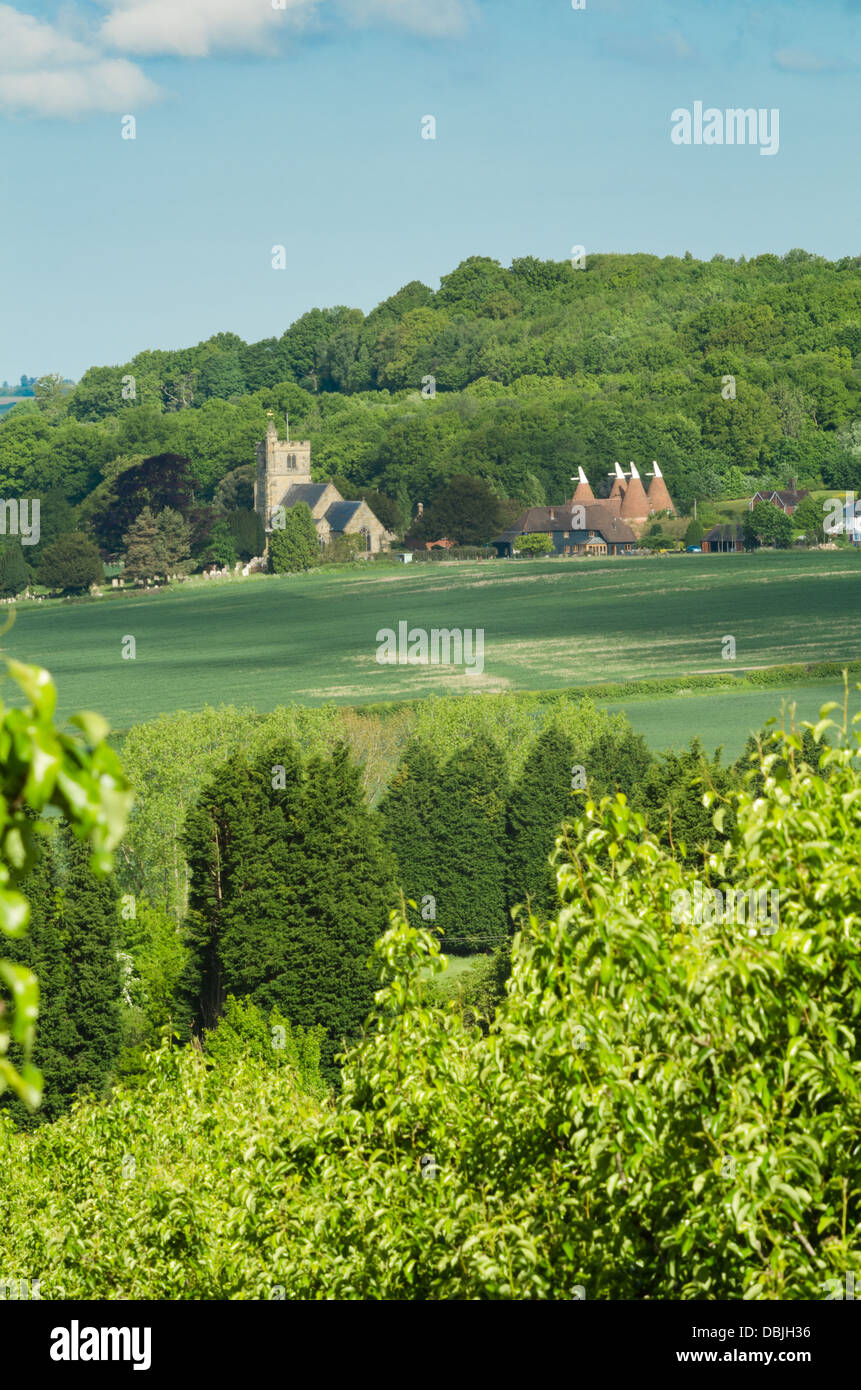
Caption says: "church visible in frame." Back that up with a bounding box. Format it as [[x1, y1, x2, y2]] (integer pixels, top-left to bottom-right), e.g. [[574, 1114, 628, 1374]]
[[254, 414, 393, 553]]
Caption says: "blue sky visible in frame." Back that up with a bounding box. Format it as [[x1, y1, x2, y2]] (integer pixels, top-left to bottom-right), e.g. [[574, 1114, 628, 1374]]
[[2, 0, 860, 382]]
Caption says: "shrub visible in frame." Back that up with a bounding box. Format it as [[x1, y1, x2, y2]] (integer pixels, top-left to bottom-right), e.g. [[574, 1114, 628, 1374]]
[[39, 533, 103, 594], [517, 533, 554, 557], [203, 995, 325, 1099], [320, 534, 365, 565], [268, 503, 319, 573]]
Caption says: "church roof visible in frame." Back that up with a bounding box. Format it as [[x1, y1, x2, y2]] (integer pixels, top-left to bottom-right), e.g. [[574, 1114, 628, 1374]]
[[282, 484, 333, 509], [325, 500, 364, 531]]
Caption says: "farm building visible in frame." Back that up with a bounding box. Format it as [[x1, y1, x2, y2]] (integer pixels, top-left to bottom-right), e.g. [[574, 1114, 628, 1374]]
[[597, 462, 677, 522], [493, 462, 675, 556], [749, 485, 808, 516], [493, 501, 636, 557], [702, 524, 745, 553]]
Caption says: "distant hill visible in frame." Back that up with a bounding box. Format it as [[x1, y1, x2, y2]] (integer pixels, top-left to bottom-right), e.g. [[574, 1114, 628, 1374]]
[[3, 250, 861, 519]]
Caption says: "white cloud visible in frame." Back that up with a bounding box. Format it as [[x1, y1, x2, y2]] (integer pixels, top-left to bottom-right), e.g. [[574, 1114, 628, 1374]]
[[0, 5, 159, 115], [97, 0, 474, 54], [0, 0, 475, 117], [99, 0, 318, 59], [0, 58, 159, 116], [0, 4, 92, 68]]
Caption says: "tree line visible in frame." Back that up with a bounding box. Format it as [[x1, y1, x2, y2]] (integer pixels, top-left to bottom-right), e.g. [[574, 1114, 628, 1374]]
[[2, 708, 795, 1113], [4, 249, 861, 589], [2, 708, 856, 1299]]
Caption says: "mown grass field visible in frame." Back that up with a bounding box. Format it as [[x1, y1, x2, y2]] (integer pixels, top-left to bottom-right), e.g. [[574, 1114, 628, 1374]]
[[5, 550, 861, 755]]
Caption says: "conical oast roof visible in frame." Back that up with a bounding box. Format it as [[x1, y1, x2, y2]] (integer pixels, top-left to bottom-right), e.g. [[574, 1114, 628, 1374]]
[[572, 467, 595, 504], [620, 471, 650, 520], [646, 467, 676, 514], [608, 475, 626, 502]]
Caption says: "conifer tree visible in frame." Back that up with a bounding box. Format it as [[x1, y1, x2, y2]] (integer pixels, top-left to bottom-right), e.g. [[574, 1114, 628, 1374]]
[[58, 825, 123, 1104], [638, 739, 734, 863], [1, 821, 122, 1124], [180, 747, 303, 1034], [0, 539, 29, 598], [122, 506, 161, 580], [586, 728, 654, 806], [378, 740, 443, 928], [155, 506, 191, 572], [505, 726, 577, 921], [203, 518, 237, 568], [227, 508, 265, 560], [182, 742, 394, 1077], [0, 826, 75, 1126], [434, 737, 508, 954], [281, 744, 394, 1072], [39, 532, 103, 593], [733, 725, 821, 796]]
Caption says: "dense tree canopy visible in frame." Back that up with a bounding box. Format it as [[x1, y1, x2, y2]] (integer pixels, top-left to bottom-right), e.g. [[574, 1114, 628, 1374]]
[[39, 532, 103, 593], [5, 708, 861, 1299], [744, 500, 794, 548], [181, 742, 395, 1075], [7, 250, 861, 565]]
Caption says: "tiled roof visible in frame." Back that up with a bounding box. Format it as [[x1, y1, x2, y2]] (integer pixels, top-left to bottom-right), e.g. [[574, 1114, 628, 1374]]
[[752, 489, 809, 507], [495, 503, 636, 544], [282, 484, 332, 508], [324, 500, 364, 531]]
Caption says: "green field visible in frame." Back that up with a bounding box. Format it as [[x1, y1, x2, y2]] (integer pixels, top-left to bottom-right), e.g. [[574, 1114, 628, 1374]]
[[604, 680, 861, 761], [6, 551, 861, 753]]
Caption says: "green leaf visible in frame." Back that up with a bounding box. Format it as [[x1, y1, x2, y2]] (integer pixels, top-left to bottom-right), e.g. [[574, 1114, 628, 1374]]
[[6, 660, 56, 720], [0, 890, 30, 938], [68, 710, 111, 746], [0, 959, 39, 1041]]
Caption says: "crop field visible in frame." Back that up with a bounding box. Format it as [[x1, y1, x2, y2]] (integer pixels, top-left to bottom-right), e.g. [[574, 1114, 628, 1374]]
[[5, 550, 861, 751], [605, 680, 861, 761]]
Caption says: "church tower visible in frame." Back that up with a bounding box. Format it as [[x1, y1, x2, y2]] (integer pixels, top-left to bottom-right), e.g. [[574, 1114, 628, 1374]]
[[255, 412, 313, 528]]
